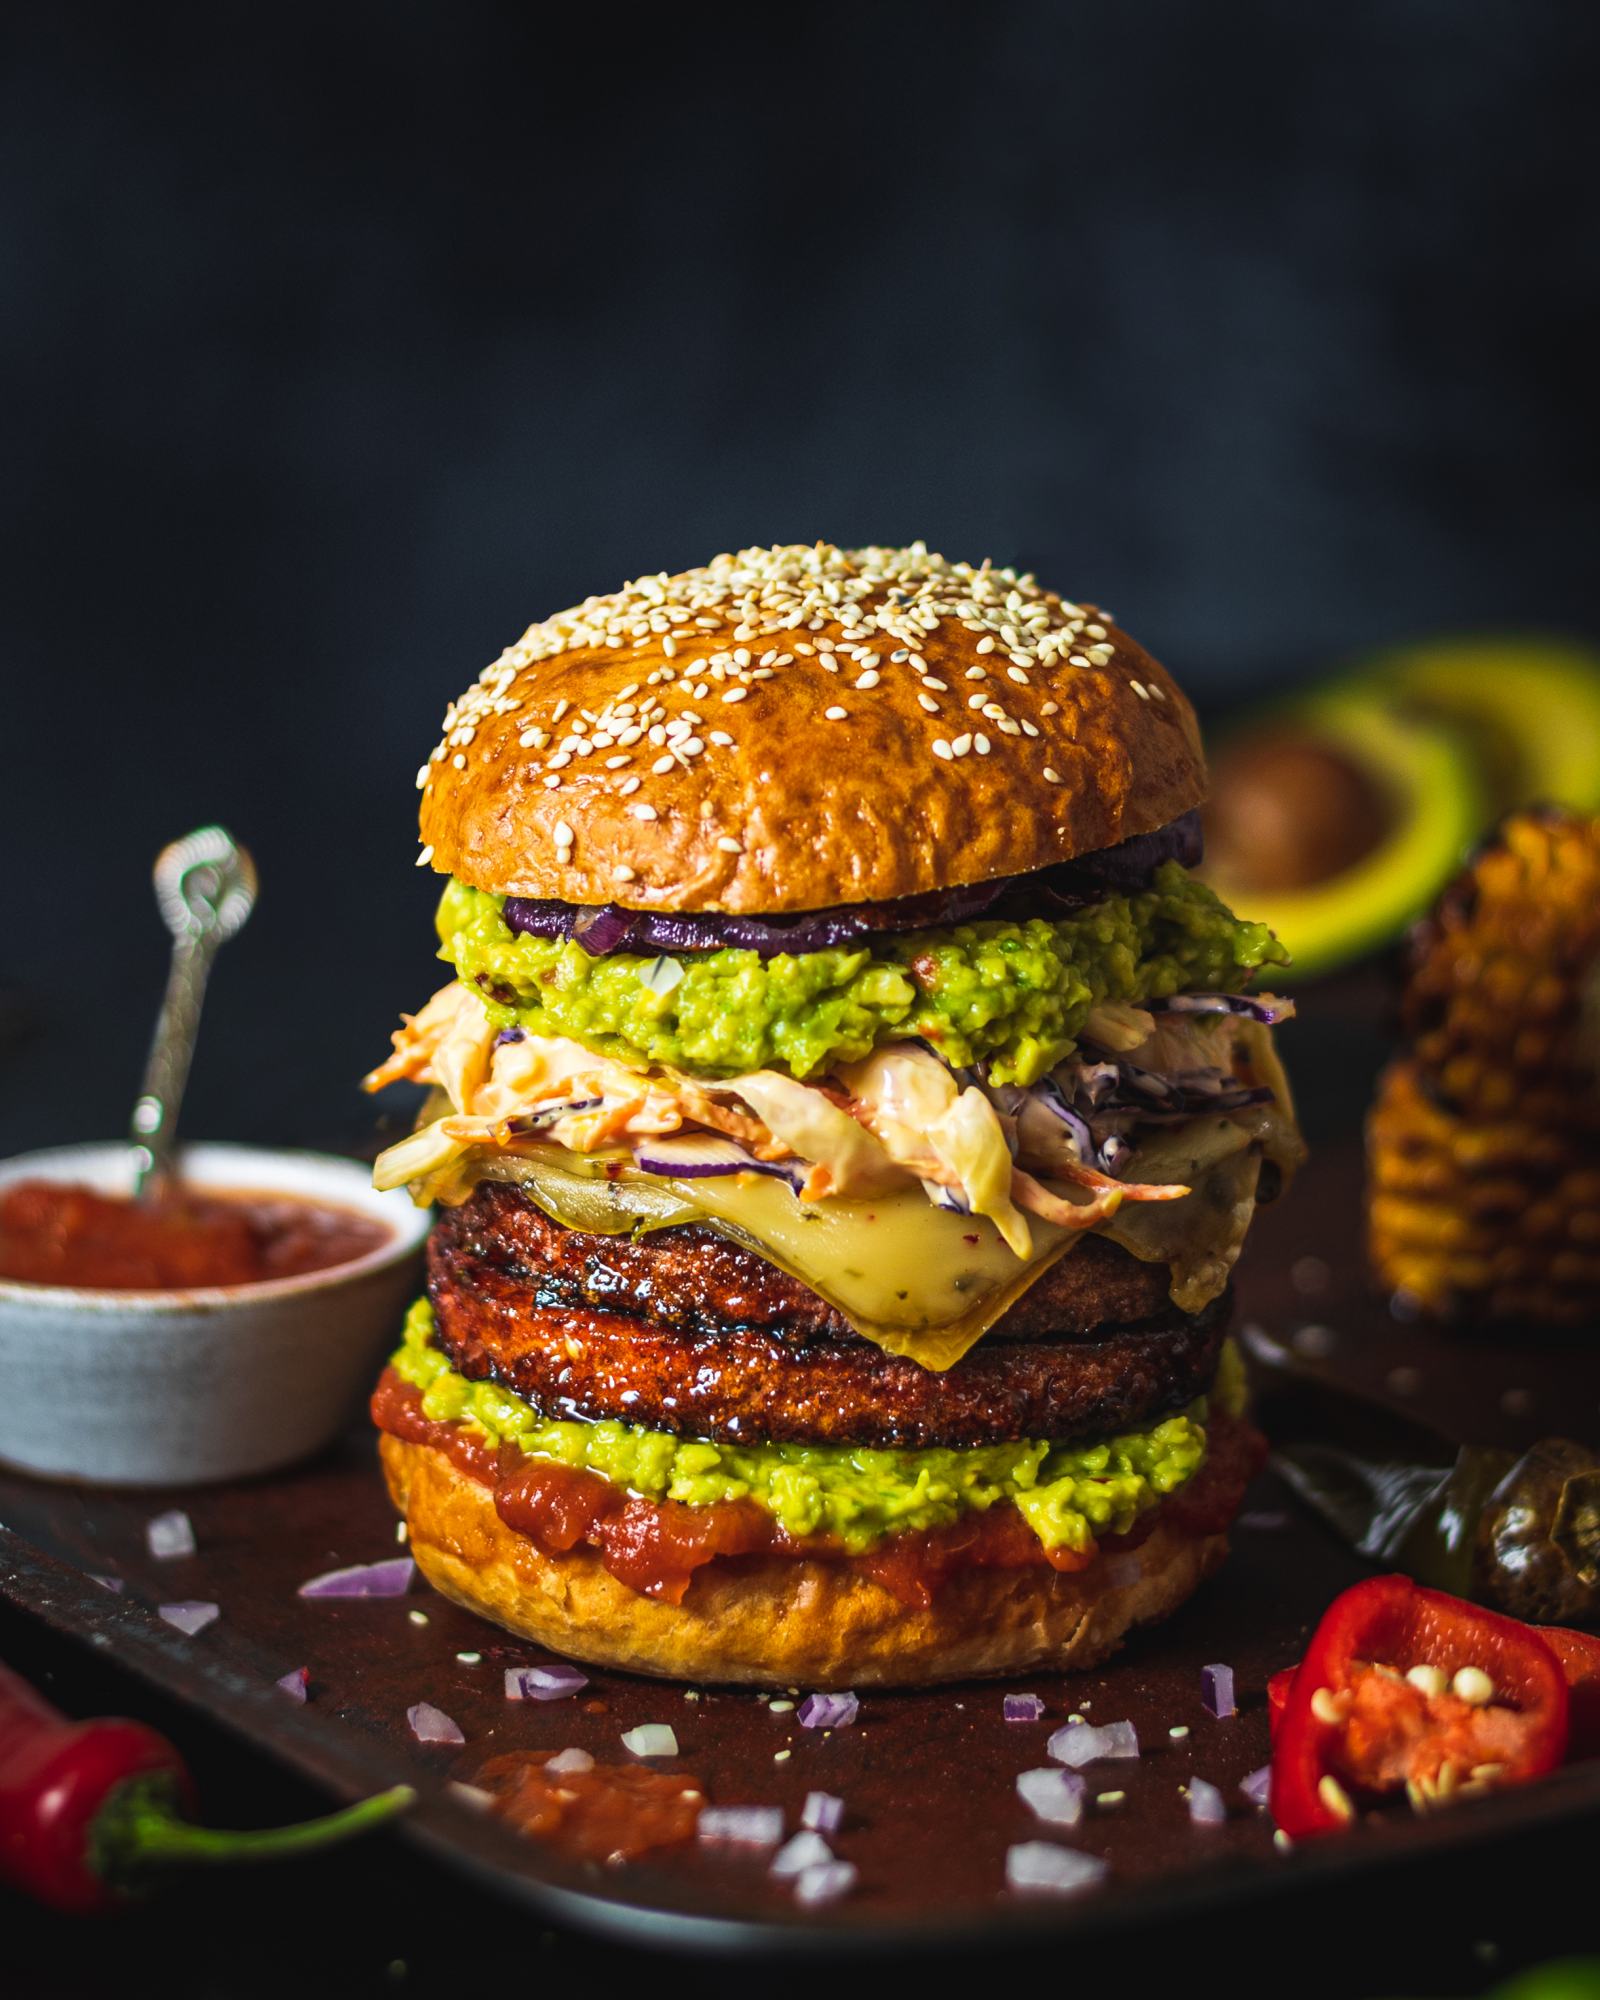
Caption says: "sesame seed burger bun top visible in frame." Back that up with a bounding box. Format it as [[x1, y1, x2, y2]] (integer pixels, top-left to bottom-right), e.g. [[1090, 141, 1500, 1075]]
[[417, 543, 1206, 915]]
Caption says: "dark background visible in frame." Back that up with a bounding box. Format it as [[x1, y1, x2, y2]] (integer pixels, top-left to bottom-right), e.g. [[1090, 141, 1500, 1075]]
[[2, 8, 1599, 1989], [4, 0, 1599, 1158]]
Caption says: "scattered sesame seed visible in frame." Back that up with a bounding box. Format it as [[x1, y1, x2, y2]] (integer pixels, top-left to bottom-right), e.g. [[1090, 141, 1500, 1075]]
[[824, 705, 847, 721], [612, 864, 636, 883], [652, 755, 676, 774], [415, 845, 434, 868], [1043, 767, 1062, 783], [932, 739, 954, 761], [722, 686, 750, 704], [552, 821, 574, 846], [716, 835, 742, 853], [631, 803, 658, 821]]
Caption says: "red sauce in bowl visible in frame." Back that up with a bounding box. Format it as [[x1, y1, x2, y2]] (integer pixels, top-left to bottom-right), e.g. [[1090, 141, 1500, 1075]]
[[0, 1179, 392, 1291]]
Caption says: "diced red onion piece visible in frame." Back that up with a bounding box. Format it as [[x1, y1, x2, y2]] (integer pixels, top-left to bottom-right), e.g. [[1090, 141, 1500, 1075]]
[[1003, 1693, 1046, 1723], [1017, 1767, 1086, 1827], [407, 1702, 465, 1745], [276, 1667, 310, 1703], [158, 1600, 219, 1635], [89, 1573, 124, 1594], [770, 1830, 834, 1879], [1048, 1719, 1139, 1766], [1153, 992, 1294, 1026], [797, 1690, 859, 1730], [1240, 1765, 1273, 1809], [298, 1557, 415, 1599], [801, 1791, 845, 1835], [504, 1664, 589, 1701], [1005, 1842, 1109, 1895], [146, 1509, 196, 1559], [1201, 1663, 1237, 1719], [545, 1747, 595, 1777], [794, 1860, 859, 1907], [621, 1723, 679, 1758], [1186, 1778, 1228, 1827], [698, 1804, 784, 1847]]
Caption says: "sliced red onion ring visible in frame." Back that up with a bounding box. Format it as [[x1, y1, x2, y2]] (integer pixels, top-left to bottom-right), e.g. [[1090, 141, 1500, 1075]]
[[276, 1667, 310, 1703], [1151, 992, 1294, 1026], [501, 812, 1203, 960], [801, 1791, 845, 1834], [407, 1701, 464, 1745], [794, 1860, 859, 1907], [770, 1830, 834, 1879], [621, 1723, 679, 1757], [146, 1509, 196, 1559], [698, 1804, 784, 1847], [1004, 1693, 1047, 1723], [159, 1601, 219, 1636], [1240, 1765, 1273, 1809], [632, 1134, 806, 1191], [1017, 1767, 1086, 1826], [920, 1177, 970, 1214], [797, 1690, 859, 1729], [298, 1556, 415, 1599], [1186, 1778, 1228, 1827], [1048, 1719, 1139, 1766], [1006, 1842, 1109, 1895], [1200, 1663, 1237, 1719], [505, 1664, 590, 1701]]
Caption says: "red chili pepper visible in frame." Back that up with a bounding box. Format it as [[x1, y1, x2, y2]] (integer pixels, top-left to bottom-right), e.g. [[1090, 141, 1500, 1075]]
[[1266, 1664, 1295, 1740], [0, 1658, 414, 1913], [1270, 1575, 1570, 1840], [1541, 1626, 1600, 1759]]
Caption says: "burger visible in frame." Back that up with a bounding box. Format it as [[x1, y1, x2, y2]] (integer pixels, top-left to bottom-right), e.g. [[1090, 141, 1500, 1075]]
[[365, 543, 1302, 1687]]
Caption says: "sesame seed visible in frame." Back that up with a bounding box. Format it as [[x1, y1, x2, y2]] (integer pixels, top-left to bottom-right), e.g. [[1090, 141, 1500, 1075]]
[[974, 733, 991, 755], [652, 755, 675, 774], [824, 706, 847, 721], [952, 733, 972, 757], [552, 821, 574, 846], [1131, 680, 1149, 700], [932, 739, 954, 761], [612, 864, 636, 883], [619, 776, 641, 795], [918, 693, 939, 712], [415, 844, 434, 868], [854, 671, 880, 689], [1043, 767, 1062, 783], [975, 636, 996, 654], [716, 835, 741, 853], [631, 803, 658, 821], [722, 687, 749, 704]]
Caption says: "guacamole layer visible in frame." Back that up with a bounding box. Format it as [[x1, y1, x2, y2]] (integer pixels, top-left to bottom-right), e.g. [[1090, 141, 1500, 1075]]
[[437, 864, 1287, 1085], [391, 1299, 1239, 1555]]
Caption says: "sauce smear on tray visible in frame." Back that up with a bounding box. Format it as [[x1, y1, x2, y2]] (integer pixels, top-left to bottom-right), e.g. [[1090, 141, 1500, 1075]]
[[476, 1751, 704, 1863], [0, 1180, 390, 1290]]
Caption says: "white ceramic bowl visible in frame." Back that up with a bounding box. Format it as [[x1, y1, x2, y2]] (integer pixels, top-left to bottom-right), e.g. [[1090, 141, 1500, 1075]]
[[0, 1142, 429, 1487]]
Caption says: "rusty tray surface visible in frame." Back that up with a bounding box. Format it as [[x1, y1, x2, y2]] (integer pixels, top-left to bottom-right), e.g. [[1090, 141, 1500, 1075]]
[[2, 1129, 1597, 1954]]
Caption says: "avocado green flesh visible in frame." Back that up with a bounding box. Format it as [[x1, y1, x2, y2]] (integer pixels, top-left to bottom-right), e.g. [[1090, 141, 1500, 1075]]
[[437, 865, 1286, 1086], [391, 1299, 1242, 1556], [1356, 638, 1600, 816], [1202, 695, 1485, 982]]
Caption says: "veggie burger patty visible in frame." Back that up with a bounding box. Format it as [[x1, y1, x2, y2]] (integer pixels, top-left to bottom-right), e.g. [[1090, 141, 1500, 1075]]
[[425, 1183, 1231, 1449]]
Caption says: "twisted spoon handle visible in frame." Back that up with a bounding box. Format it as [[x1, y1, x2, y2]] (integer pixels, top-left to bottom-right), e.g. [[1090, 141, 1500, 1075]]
[[131, 933, 218, 1200], [129, 826, 258, 1202]]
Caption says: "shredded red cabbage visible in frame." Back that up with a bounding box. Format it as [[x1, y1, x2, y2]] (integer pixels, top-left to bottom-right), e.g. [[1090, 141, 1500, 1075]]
[[502, 812, 1202, 959]]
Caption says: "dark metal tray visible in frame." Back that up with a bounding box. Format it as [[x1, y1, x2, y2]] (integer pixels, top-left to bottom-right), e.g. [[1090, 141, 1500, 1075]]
[[2, 1137, 1596, 1955]]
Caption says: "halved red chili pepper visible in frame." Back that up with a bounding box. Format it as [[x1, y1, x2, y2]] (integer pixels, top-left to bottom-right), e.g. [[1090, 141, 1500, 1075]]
[[0, 1658, 414, 1913], [1270, 1575, 1570, 1839], [1541, 1626, 1600, 1759]]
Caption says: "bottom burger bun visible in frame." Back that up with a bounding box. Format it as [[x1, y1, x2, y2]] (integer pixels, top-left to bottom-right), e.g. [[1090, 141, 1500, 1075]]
[[380, 1431, 1230, 1689]]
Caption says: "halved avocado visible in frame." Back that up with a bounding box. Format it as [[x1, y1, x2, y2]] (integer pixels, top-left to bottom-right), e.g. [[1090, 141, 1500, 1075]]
[[1345, 636, 1600, 814], [1201, 694, 1485, 982]]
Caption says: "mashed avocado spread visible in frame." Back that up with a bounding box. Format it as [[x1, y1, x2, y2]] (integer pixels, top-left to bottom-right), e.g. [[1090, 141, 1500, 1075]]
[[392, 1299, 1242, 1555], [437, 865, 1285, 1085]]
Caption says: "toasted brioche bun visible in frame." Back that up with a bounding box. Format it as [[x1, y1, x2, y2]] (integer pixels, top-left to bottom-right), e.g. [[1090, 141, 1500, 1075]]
[[380, 1431, 1228, 1689], [418, 543, 1205, 914]]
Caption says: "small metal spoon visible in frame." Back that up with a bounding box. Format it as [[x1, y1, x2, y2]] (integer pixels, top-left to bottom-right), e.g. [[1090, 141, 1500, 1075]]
[[129, 826, 258, 1201]]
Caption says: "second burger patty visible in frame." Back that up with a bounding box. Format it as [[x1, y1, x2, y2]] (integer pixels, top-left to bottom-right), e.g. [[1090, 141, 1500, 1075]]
[[425, 1181, 1229, 1449]]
